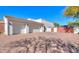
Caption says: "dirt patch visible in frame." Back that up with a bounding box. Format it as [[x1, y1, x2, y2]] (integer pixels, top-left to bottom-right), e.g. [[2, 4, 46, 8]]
[[0, 32, 79, 53]]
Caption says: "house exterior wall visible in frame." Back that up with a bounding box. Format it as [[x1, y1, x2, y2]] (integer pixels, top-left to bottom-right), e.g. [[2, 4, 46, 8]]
[[23, 24, 29, 34], [0, 23, 4, 34], [4, 17, 13, 35], [9, 22, 29, 35], [12, 23, 23, 34], [45, 27, 51, 32], [33, 18, 54, 32], [29, 26, 42, 33], [53, 27, 57, 32], [12, 23, 42, 34], [4, 16, 29, 35], [8, 21, 13, 35], [4, 16, 9, 35], [3, 16, 44, 35]]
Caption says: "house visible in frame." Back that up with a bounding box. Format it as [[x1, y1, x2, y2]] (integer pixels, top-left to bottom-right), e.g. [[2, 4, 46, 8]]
[[0, 16, 54, 35], [30, 18, 54, 32], [0, 16, 45, 35]]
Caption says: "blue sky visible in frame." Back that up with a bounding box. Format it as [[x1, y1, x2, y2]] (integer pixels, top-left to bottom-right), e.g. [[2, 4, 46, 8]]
[[0, 6, 73, 25]]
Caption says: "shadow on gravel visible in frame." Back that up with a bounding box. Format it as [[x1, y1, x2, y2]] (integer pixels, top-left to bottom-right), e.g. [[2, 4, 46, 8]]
[[0, 36, 79, 53]]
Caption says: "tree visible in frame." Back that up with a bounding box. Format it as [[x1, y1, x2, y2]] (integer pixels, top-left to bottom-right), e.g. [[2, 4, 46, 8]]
[[68, 22, 75, 27], [64, 6, 79, 20], [64, 6, 79, 28], [53, 22, 60, 27], [68, 21, 79, 27]]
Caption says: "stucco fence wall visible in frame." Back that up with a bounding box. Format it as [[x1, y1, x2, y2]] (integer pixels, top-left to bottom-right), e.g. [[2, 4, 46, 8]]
[[0, 23, 4, 34]]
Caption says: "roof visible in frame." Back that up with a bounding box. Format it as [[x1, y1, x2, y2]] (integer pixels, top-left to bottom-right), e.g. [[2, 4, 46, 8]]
[[32, 18, 54, 27], [5, 16, 44, 26]]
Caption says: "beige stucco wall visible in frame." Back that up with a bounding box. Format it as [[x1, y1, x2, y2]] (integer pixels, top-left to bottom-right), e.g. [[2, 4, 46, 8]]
[[29, 26, 42, 33], [11, 22, 43, 35], [4, 16, 44, 35], [33, 19, 54, 32], [12, 23, 29, 35]]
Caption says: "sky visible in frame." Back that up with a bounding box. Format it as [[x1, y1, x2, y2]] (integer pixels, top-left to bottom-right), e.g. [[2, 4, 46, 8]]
[[0, 6, 74, 25]]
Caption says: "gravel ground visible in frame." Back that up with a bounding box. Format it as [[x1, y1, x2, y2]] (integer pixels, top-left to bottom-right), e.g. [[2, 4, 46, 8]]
[[0, 32, 79, 53]]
